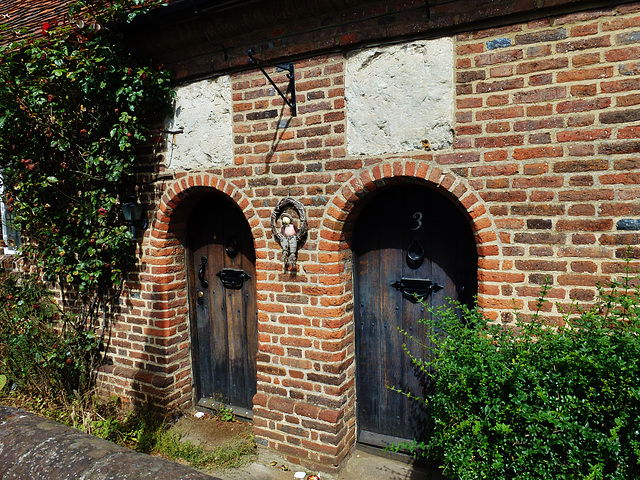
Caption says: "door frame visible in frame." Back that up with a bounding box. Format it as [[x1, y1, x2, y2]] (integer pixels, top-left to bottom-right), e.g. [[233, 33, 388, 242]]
[[352, 183, 478, 449], [185, 192, 258, 418]]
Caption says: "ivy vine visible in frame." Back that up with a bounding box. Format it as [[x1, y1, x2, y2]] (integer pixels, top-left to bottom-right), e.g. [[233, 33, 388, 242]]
[[0, 0, 172, 311]]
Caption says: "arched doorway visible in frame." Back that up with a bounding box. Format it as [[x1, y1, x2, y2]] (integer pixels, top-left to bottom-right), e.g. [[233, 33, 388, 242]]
[[186, 193, 258, 416], [353, 184, 477, 448]]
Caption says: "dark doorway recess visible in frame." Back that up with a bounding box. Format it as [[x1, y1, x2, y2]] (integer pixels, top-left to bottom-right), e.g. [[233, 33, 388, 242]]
[[187, 194, 258, 417], [353, 184, 477, 448]]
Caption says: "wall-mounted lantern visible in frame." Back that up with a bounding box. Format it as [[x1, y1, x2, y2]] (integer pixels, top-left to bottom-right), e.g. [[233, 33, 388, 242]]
[[121, 196, 148, 237]]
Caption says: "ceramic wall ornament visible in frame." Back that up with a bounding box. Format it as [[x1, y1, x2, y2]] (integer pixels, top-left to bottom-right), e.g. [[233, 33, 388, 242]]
[[270, 197, 308, 269]]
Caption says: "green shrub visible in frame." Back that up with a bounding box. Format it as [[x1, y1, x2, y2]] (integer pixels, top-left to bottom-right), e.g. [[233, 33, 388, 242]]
[[0, 0, 172, 407], [400, 267, 640, 479], [0, 272, 100, 397], [0, 0, 172, 296]]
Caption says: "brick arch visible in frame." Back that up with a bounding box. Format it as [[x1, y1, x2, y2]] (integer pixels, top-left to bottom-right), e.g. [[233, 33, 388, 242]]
[[137, 171, 262, 410], [322, 160, 502, 312], [326, 159, 501, 257], [311, 159, 503, 456], [151, 172, 263, 245]]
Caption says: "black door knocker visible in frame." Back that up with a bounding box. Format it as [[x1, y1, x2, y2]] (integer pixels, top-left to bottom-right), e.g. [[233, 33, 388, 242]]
[[406, 237, 425, 269], [225, 236, 239, 258], [391, 278, 443, 303], [216, 268, 251, 289]]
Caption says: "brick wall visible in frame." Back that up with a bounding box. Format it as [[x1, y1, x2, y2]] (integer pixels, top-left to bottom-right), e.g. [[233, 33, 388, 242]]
[[454, 5, 640, 323], [137, 0, 623, 82], [94, 1, 640, 472]]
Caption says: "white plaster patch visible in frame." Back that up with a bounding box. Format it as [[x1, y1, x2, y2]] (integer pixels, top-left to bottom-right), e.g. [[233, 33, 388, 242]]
[[165, 76, 233, 169], [345, 38, 454, 155]]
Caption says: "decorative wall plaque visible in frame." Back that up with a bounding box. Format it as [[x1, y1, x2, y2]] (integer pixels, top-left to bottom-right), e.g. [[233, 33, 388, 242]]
[[270, 197, 308, 269]]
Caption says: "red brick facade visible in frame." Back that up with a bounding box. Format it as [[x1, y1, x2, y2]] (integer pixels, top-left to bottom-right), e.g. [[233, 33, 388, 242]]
[[90, 0, 640, 471]]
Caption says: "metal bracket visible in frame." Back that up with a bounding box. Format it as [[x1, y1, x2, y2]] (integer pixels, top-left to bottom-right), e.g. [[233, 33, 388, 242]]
[[248, 49, 297, 116]]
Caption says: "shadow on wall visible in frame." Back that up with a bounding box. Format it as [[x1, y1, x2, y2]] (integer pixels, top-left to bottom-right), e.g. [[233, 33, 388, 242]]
[[99, 189, 215, 409]]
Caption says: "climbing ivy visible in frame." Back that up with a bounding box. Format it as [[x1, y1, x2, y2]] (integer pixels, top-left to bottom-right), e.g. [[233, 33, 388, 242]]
[[0, 0, 172, 309]]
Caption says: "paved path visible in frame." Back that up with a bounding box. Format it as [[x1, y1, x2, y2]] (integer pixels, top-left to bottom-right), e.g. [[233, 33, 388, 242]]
[[208, 445, 446, 480]]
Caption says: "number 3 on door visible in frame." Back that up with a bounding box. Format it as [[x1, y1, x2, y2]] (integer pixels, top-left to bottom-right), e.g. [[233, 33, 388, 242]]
[[410, 211, 423, 231]]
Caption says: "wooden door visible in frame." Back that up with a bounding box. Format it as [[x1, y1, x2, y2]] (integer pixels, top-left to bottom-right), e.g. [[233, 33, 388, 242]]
[[187, 194, 257, 416], [353, 184, 477, 448]]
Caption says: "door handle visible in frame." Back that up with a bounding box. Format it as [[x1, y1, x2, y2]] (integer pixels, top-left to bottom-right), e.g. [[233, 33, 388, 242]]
[[391, 278, 443, 303], [216, 268, 251, 289], [198, 255, 209, 289]]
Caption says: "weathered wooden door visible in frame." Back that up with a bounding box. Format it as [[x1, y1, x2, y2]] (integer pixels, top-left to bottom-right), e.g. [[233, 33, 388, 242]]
[[187, 194, 257, 416], [353, 184, 477, 448]]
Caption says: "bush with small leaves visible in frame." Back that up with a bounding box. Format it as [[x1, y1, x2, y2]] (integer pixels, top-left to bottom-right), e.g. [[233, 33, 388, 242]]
[[0, 273, 100, 397], [395, 262, 640, 480]]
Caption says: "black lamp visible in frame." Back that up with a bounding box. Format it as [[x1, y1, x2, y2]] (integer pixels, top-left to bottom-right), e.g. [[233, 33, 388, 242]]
[[121, 196, 148, 236]]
